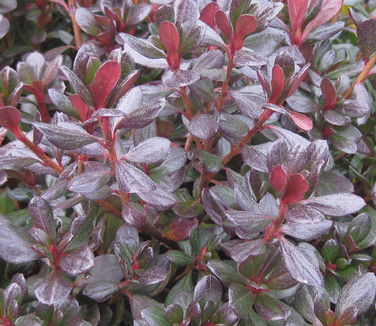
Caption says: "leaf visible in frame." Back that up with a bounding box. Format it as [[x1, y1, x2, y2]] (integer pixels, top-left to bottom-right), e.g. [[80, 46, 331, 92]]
[[138, 186, 176, 209], [232, 15, 257, 51], [83, 281, 120, 302], [0, 15, 9, 39], [229, 283, 254, 317], [0, 222, 40, 264], [316, 171, 354, 196], [127, 3, 152, 25], [301, 0, 343, 42], [0, 106, 22, 131], [357, 19, 376, 57], [215, 10, 232, 41], [321, 78, 337, 109], [270, 64, 285, 103], [193, 275, 222, 303], [162, 69, 200, 88], [0, 0, 16, 14], [48, 89, 79, 119], [198, 150, 222, 173], [115, 161, 156, 193], [282, 174, 309, 204], [120, 33, 167, 69], [189, 114, 218, 140], [60, 246, 94, 275], [75, 7, 100, 36], [207, 260, 248, 286], [68, 171, 111, 195], [254, 294, 291, 322], [89, 61, 121, 109], [61, 66, 94, 106], [174, 0, 198, 30], [241, 145, 268, 173], [336, 273, 376, 316], [88, 254, 124, 283], [34, 122, 97, 150], [270, 165, 287, 192], [301, 193, 366, 217], [159, 21, 179, 54], [279, 238, 323, 287], [281, 220, 332, 241], [288, 110, 313, 131], [35, 271, 73, 305], [14, 314, 43, 326], [28, 196, 55, 236], [141, 306, 170, 326], [200, 2, 220, 29], [288, 0, 308, 34]]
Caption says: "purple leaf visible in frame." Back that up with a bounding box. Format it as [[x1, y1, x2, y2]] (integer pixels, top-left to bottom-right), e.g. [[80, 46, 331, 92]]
[[193, 275, 222, 303], [60, 245, 94, 275], [28, 196, 55, 236], [87, 254, 124, 283], [83, 281, 120, 302], [357, 19, 376, 57], [120, 33, 167, 69], [336, 273, 376, 316], [279, 237, 323, 287], [281, 220, 332, 241], [137, 186, 176, 209], [126, 137, 171, 164], [35, 271, 72, 305], [162, 69, 200, 88], [301, 193, 366, 217], [61, 66, 94, 106], [0, 15, 10, 39], [301, 0, 343, 42], [115, 161, 156, 193], [0, 222, 41, 264], [189, 114, 218, 140], [33, 122, 97, 150]]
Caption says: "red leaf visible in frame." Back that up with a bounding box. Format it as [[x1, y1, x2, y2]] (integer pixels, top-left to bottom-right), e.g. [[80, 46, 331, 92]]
[[89, 61, 121, 109], [164, 216, 198, 241], [282, 174, 309, 204], [69, 94, 93, 121], [0, 106, 22, 132], [270, 165, 287, 193], [320, 78, 337, 110], [159, 21, 181, 70], [200, 2, 220, 30], [287, 0, 308, 35], [270, 64, 285, 103], [215, 10, 232, 41], [288, 110, 313, 131], [286, 63, 310, 98], [301, 0, 343, 42], [159, 21, 180, 54], [232, 15, 257, 51]]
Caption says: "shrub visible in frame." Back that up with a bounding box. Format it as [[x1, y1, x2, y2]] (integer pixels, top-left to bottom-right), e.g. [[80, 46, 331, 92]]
[[0, 0, 375, 325]]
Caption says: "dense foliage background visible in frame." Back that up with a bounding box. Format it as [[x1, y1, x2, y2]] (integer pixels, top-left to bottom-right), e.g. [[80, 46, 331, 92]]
[[0, 0, 375, 325]]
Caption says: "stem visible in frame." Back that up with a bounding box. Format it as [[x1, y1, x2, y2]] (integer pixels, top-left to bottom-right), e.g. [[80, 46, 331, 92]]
[[68, 0, 82, 48], [222, 109, 273, 165], [216, 56, 234, 111], [343, 52, 376, 99], [17, 131, 63, 174], [179, 86, 193, 119]]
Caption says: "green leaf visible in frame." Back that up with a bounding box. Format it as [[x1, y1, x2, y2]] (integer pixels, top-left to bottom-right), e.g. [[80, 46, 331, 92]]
[[141, 306, 170, 326], [166, 250, 193, 266], [229, 283, 254, 317]]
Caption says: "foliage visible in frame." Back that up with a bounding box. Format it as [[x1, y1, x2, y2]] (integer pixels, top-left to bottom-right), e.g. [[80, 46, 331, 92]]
[[0, 0, 376, 325]]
